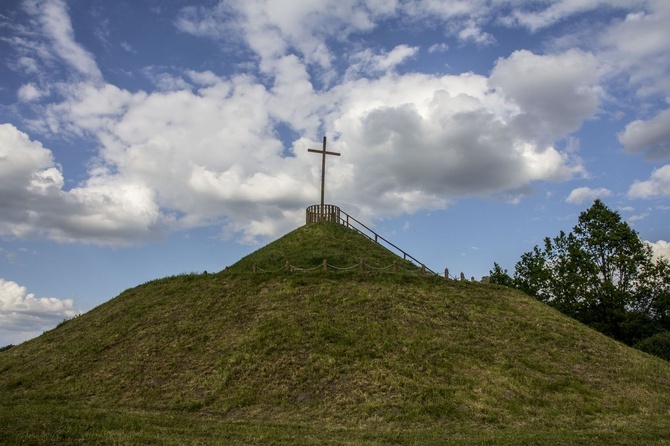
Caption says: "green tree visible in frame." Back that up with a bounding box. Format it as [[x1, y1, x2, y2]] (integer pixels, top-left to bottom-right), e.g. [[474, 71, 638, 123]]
[[635, 331, 670, 362], [512, 199, 669, 345], [489, 262, 514, 287]]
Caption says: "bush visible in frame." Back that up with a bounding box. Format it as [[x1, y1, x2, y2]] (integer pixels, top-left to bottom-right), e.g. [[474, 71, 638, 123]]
[[635, 331, 670, 362]]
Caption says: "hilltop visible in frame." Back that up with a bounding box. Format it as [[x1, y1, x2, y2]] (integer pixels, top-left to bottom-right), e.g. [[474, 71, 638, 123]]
[[228, 221, 423, 272], [1, 222, 670, 445]]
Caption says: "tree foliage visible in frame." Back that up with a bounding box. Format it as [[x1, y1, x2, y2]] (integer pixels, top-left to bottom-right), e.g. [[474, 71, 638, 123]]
[[635, 331, 670, 362], [508, 200, 670, 346], [489, 263, 515, 287]]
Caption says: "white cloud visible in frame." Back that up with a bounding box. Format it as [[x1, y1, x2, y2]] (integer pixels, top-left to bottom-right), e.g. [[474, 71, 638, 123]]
[[171, 0, 667, 115], [146, 71, 191, 92], [457, 18, 494, 46], [628, 164, 670, 198], [187, 70, 222, 87], [504, 0, 635, 32], [171, 0, 497, 72], [428, 43, 449, 53], [0, 124, 163, 245], [175, 0, 392, 70], [647, 239, 670, 261], [120, 41, 136, 54], [35, 82, 141, 136], [402, 0, 492, 44], [566, 187, 613, 205], [327, 54, 589, 217], [28, 78, 320, 243], [0, 278, 78, 346], [17, 83, 44, 102], [489, 49, 600, 142], [346, 45, 419, 78], [598, 0, 670, 97], [628, 212, 649, 222], [618, 108, 670, 160], [23, 0, 102, 82]]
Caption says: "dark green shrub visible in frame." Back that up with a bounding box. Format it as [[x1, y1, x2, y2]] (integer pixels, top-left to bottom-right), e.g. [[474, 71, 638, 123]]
[[635, 331, 670, 361]]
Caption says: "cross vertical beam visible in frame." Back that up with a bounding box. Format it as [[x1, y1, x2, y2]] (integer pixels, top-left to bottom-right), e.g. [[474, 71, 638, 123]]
[[308, 136, 340, 217]]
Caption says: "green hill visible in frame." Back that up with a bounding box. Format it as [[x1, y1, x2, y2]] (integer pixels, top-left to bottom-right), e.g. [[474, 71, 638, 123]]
[[1, 222, 670, 445]]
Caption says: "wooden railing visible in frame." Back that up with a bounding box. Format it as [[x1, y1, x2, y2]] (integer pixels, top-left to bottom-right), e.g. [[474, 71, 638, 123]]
[[306, 204, 341, 224], [305, 204, 437, 276]]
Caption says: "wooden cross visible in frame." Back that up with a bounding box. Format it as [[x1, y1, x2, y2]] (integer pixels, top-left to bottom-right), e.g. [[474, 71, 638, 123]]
[[308, 136, 340, 212]]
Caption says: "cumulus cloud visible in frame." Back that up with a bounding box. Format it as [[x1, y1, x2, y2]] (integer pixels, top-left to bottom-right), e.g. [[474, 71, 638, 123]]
[[619, 108, 670, 160], [628, 165, 670, 198], [489, 49, 600, 142], [26, 77, 320, 243], [566, 187, 613, 205], [0, 278, 78, 345], [0, 124, 163, 245], [647, 239, 670, 261], [327, 58, 589, 217]]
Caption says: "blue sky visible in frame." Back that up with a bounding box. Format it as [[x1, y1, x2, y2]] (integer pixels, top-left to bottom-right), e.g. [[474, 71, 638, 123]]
[[1, 0, 670, 346]]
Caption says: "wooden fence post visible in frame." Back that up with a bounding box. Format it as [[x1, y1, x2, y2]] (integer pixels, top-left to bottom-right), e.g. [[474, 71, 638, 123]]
[[360, 259, 365, 273], [285, 260, 291, 273], [252, 263, 257, 272], [421, 264, 426, 276], [393, 261, 398, 273], [323, 259, 327, 271]]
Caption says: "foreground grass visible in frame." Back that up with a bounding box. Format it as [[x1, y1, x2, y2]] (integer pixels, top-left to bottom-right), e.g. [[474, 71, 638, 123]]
[[2, 402, 669, 445], [2, 222, 670, 444]]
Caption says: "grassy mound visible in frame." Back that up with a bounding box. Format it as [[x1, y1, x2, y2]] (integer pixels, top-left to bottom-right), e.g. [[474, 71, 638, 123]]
[[1, 223, 670, 445]]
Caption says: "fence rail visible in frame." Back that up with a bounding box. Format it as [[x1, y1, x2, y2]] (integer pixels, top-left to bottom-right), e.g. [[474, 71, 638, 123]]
[[250, 259, 437, 276]]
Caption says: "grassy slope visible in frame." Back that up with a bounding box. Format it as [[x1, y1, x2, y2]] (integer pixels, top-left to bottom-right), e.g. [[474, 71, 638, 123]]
[[1, 223, 670, 445], [228, 221, 422, 272]]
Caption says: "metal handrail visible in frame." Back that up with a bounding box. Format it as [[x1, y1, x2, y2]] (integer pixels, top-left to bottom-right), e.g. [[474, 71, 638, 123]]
[[337, 210, 437, 276]]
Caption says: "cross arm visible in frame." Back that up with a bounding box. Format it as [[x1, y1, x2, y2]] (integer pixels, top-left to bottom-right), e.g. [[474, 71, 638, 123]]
[[308, 149, 341, 156]]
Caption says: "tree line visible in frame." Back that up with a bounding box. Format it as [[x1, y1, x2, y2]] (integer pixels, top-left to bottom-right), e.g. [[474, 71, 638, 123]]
[[491, 199, 670, 360]]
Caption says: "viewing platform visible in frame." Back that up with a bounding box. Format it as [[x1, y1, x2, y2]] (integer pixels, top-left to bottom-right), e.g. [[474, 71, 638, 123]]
[[305, 204, 341, 224]]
